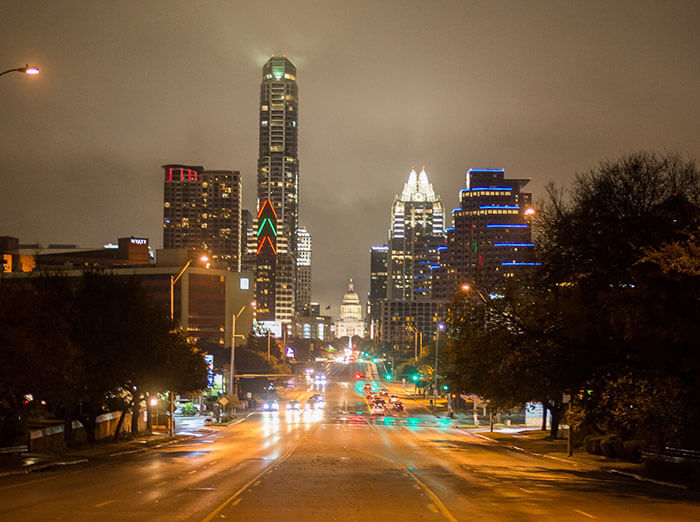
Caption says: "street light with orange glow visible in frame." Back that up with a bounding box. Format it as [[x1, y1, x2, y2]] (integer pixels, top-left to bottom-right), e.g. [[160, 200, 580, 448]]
[[0, 64, 40, 78], [167, 254, 209, 437]]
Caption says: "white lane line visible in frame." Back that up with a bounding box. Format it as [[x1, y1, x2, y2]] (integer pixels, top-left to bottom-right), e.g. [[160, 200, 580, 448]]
[[518, 487, 534, 494], [427, 503, 439, 513], [232, 498, 242, 506], [188, 470, 197, 474], [574, 509, 597, 519], [201, 435, 304, 522], [155, 481, 167, 486], [253, 480, 261, 487], [94, 499, 115, 508]]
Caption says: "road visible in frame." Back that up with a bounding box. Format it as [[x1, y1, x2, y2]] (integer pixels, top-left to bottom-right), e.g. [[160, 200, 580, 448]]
[[1, 361, 699, 521]]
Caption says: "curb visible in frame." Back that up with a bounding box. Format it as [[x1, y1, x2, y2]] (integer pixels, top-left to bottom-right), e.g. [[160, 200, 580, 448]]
[[0, 458, 88, 478], [608, 469, 688, 490], [479, 433, 689, 490]]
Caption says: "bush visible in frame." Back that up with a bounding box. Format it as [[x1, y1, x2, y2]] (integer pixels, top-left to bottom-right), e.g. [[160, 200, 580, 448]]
[[584, 435, 604, 455], [600, 434, 624, 458], [623, 440, 644, 462], [180, 403, 198, 416]]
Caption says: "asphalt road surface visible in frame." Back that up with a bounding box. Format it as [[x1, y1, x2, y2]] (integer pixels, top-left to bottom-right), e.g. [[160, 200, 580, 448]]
[[1, 361, 699, 521]]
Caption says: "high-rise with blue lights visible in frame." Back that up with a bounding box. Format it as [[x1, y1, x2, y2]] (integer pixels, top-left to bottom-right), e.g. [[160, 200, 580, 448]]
[[387, 167, 445, 300], [434, 168, 535, 297]]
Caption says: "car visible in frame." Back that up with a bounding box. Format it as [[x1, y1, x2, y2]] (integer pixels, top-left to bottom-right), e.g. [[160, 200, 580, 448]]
[[286, 400, 301, 412], [363, 383, 372, 392], [263, 399, 279, 412], [379, 389, 389, 397], [389, 395, 400, 403], [372, 398, 386, 407], [371, 404, 385, 415], [306, 394, 325, 410], [391, 402, 404, 413]]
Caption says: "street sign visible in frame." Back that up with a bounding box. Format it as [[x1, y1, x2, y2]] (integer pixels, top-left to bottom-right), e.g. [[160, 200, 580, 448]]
[[204, 354, 214, 388], [219, 397, 228, 406]]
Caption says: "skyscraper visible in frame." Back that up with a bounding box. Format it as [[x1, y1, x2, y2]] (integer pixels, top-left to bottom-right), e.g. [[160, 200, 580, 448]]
[[367, 245, 388, 327], [370, 167, 447, 351], [254, 55, 299, 324], [162, 164, 241, 270], [388, 167, 445, 299], [434, 168, 535, 297], [296, 226, 312, 315]]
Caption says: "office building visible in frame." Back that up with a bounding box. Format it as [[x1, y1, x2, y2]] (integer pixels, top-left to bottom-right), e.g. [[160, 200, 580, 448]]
[[367, 245, 388, 328], [162, 164, 242, 271], [388, 167, 445, 299], [296, 226, 312, 315], [434, 168, 535, 297], [378, 300, 447, 353]]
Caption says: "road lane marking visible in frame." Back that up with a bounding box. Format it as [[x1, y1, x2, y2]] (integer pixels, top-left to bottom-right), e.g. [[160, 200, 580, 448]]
[[253, 480, 261, 487], [188, 470, 197, 474], [353, 447, 458, 522], [428, 503, 438, 513], [518, 487, 534, 494], [155, 481, 167, 486], [201, 434, 304, 522], [94, 499, 115, 508], [232, 498, 242, 506], [574, 509, 597, 519]]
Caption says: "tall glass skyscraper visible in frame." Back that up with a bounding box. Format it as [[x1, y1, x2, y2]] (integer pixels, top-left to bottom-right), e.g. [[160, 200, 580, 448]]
[[388, 167, 445, 300], [255, 56, 300, 324]]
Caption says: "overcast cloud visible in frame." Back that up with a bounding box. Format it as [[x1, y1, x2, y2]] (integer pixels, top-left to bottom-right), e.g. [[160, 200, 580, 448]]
[[1, 0, 699, 311]]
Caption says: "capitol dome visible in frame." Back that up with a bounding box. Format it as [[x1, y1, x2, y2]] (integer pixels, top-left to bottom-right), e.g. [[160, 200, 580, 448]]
[[342, 281, 360, 307], [335, 279, 365, 338]]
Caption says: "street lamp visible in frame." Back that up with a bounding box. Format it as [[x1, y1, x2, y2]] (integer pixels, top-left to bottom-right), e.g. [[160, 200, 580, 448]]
[[230, 305, 246, 401], [434, 322, 445, 410], [0, 64, 40, 78], [167, 254, 208, 437]]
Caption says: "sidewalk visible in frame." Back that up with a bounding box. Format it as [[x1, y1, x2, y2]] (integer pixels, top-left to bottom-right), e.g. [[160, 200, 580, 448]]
[[0, 414, 237, 478]]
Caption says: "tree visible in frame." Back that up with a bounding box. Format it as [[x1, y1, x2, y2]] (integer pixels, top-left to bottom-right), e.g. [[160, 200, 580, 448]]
[[446, 152, 700, 444], [533, 151, 700, 446], [0, 272, 208, 446]]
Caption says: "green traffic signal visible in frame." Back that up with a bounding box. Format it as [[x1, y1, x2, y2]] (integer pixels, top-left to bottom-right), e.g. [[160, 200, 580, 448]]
[[442, 384, 449, 391], [411, 374, 419, 382], [386, 374, 392, 380]]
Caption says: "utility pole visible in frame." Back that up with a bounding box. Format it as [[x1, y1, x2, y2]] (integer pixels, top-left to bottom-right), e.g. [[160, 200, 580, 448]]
[[434, 323, 444, 412], [267, 330, 271, 361]]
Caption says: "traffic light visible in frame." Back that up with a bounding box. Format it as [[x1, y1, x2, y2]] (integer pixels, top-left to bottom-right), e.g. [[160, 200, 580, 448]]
[[411, 374, 419, 382], [354, 372, 362, 380], [385, 374, 392, 380], [442, 384, 449, 391]]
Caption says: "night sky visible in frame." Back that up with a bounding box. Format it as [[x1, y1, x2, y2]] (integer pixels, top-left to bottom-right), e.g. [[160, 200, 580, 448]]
[[2, 1, 699, 312]]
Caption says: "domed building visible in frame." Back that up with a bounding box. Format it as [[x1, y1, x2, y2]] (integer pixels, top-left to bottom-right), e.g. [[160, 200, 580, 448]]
[[334, 280, 365, 338]]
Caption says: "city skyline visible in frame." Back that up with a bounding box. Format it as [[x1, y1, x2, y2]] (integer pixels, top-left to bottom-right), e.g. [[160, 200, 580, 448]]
[[2, 1, 699, 309]]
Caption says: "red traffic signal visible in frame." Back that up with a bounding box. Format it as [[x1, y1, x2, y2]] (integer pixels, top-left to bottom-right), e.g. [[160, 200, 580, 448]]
[[354, 373, 362, 380]]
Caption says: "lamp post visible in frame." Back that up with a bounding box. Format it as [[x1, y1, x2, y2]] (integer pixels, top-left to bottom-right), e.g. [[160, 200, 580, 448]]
[[0, 64, 40, 78], [167, 255, 208, 437], [434, 322, 445, 411], [230, 305, 246, 403]]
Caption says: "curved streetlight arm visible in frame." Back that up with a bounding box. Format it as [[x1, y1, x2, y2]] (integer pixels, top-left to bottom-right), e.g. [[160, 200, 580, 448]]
[[0, 65, 40, 77]]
